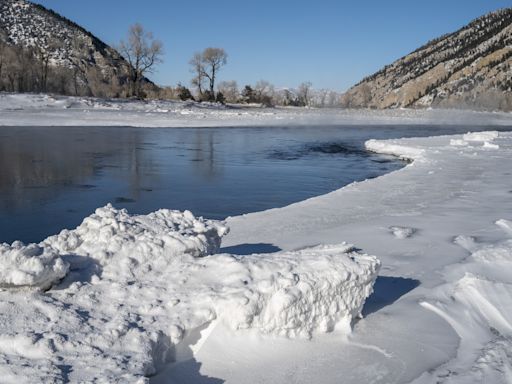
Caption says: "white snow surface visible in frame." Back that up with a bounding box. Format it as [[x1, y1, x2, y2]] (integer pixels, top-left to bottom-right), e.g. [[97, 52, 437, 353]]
[[0, 205, 379, 382], [0, 242, 68, 290]]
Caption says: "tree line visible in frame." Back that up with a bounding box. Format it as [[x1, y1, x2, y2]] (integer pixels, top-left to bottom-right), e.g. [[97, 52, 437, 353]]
[[0, 36, 127, 98], [0, 23, 341, 107]]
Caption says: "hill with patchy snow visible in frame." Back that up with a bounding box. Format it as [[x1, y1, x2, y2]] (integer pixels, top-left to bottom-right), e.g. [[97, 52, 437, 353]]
[[0, 0, 133, 92], [341, 8, 512, 111]]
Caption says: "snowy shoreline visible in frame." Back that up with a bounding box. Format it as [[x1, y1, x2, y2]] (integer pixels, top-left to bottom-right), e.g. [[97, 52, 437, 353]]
[[1, 94, 512, 383], [1, 93, 512, 128], [217, 129, 512, 384]]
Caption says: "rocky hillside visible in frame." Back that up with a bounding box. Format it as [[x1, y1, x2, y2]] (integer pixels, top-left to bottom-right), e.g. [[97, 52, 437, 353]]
[[341, 8, 512, 111], [0, 0, 127, 74], [0, 0, 135, 95]]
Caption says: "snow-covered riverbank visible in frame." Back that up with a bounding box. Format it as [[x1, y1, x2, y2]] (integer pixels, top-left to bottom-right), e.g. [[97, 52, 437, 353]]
[[1, 93, 511, 127], [209, 129, 512, 384], [1, 94, 512, 383]]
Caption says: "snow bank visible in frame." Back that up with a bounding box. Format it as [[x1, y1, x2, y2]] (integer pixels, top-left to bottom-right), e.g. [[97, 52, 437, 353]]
[[416, 221, 512, 383], [0, 206, 379, 382], [0, 242, 68, 290], [1, 93, 512, 128]]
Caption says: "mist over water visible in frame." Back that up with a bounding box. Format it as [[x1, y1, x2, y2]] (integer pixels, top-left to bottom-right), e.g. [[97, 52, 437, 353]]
[[0, 124, 510, 244]]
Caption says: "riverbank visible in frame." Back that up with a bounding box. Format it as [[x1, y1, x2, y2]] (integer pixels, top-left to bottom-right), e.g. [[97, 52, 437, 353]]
[[1, 92, 511, 127]]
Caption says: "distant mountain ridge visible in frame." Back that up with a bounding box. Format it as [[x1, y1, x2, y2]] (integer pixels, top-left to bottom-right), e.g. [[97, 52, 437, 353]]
[[341, 8, 512, 111]]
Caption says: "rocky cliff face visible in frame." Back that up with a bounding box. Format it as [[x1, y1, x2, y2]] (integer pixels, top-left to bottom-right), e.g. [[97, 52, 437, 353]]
[[341, 8, 512, 111]]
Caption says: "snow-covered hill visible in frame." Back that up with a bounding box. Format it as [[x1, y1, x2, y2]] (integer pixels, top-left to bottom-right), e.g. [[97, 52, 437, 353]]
[[341, 8, 512, 111], [0, 0, 129, 80]]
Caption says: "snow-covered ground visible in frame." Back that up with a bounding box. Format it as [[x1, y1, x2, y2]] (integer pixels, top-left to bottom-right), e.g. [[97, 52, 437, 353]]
[[1, 94, 512, 383], [1, 92, 511, 127], [0, 205, 379, 383]]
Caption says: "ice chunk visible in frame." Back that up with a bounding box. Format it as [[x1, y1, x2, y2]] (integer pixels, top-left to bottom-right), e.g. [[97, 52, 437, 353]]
[[463, 131, 499, 142], [365, 139, 425, 160], [450, 139, 468, 146], [0, 242, 68, 290], [389, 226, 417, 239], [483, 141, 499, 149], [215, 244, 381, 337]]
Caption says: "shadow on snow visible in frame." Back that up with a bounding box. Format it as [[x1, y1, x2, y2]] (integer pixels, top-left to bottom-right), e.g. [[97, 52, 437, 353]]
[[219, 243, 282, 255], [362, 276, 420, 317]]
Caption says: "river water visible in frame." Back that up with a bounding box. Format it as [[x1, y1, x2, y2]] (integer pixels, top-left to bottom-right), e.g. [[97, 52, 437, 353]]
[[0, 124, 508, 243]]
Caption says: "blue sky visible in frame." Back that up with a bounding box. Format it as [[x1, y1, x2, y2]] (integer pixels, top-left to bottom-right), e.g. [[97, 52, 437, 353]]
[[33, 0, 510, 91]]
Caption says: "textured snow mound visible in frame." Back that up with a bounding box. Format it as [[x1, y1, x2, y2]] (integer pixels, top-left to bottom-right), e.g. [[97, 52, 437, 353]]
[[43, 204, 228, 279], [217, 244, 380, 337], [0, 206, 379, 382], [0, 242, 68, 289]]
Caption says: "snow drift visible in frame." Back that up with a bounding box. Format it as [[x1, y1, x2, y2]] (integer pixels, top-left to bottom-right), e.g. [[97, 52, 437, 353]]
[[0, 205, 379, 382], [416, 222, 512, 384]]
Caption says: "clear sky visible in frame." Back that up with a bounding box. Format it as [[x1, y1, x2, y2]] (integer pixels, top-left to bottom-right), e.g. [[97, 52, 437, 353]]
[[32, 0, 510, 91]]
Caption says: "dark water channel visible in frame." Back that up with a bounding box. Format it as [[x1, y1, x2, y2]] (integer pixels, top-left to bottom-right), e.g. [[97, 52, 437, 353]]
[[0, 124, 509, 243]]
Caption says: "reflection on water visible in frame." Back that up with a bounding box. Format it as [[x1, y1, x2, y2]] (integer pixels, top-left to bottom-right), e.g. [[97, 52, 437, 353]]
[[1, 124, 510, 244], [0, 128, 155, 211]]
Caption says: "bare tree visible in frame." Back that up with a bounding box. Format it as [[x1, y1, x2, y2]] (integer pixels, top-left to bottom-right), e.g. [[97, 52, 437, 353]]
[[254, 80, 275, 106], [327, 90, 341, 107], [12, 46, 36, 93], [189, 47, 227, 101], [33, 40, 61, 92], [69, 34, 92, 96], [202, 48, 227, 98], [297, 81, 312, 106], [189, 52, 205, 96], [118, 23, 163, 98], [0, 41, 6, 90], [217, 80, 239, 103]]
